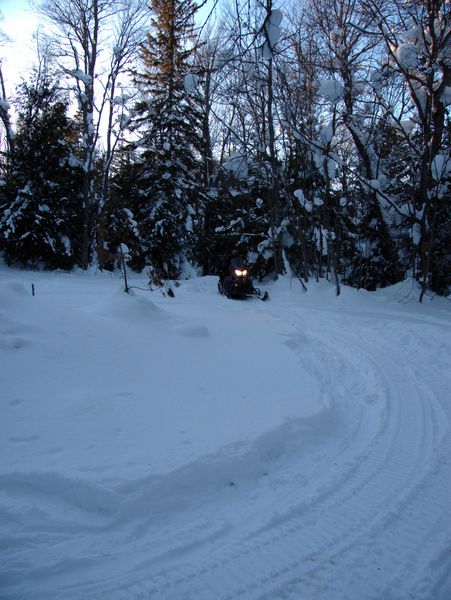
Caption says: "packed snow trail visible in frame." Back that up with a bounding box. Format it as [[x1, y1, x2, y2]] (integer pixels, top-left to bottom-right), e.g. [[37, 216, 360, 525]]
[[0, 271, 450, 600]]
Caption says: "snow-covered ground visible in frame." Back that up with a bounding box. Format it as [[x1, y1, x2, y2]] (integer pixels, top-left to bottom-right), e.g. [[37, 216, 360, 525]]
[[1, 265, 450, 600]]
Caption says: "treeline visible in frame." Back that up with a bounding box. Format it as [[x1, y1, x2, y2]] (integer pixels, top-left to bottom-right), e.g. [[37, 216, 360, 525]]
[[0, 0, 449, 299]]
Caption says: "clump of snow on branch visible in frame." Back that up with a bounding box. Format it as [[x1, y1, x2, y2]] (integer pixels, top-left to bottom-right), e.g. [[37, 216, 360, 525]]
[[294, 189, 313, 212], [395, 44, 418, 70], [123, 208, 140, 237], [404, 25, 422, 45], [318, 79, 343, 104], [259, 9, 283, 60], [67, 69, 93, 84], [184, 73, 199, 94], [440, 87, 451, 107], [370, 68, 384, 93], [431, 154, 449, 182], [411, 80, 427, 112], [113, 94, 131, 105], [400, 119, 417, 135], [223, 151, 248, 178], [412, 223, 421, 246], [319, 122, 334, 145]]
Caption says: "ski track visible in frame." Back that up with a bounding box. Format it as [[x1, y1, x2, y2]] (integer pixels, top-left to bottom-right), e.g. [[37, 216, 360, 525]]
[[1, 281, 451, 600]]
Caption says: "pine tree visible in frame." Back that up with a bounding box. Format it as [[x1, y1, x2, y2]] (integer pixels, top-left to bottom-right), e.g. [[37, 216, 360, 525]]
[[98, 147, 146, 272], [131, 0, 205, 283], [0, 74, 83, 269]]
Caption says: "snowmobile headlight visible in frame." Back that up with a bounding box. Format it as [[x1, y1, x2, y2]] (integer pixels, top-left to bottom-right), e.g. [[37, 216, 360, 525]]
[[234, 269, 248, 277]]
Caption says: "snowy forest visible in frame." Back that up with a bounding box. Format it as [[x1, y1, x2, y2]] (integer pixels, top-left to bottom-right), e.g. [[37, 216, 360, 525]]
[[0, 0, 450, 300]]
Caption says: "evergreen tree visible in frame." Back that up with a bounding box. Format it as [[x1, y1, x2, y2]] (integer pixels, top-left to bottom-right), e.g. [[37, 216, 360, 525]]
[[206, 151, 287, 282], [98, 148, 146, 272], [131, 0, 205, 283], [0, 74, 83, 269]]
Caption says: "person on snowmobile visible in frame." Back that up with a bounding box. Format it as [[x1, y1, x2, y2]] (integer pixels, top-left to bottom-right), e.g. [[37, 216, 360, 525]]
[[218, 250, 253, 298], [218, 250, 269, 300], [219, 252, 232, 283], [218, 249, 238, 283]]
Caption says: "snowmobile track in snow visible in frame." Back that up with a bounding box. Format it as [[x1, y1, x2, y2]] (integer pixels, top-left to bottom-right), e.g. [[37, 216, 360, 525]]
[[61, 299, 451, 600]]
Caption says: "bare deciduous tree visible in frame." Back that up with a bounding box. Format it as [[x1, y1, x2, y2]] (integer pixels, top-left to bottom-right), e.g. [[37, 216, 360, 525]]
[[33, 0, 147, 268], [0, 17, 15, 168], [357, 0, 450, 299]]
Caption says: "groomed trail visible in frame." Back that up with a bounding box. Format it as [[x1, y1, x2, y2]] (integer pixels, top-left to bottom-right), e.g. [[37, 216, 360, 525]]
[[1, 272, 450, 600]]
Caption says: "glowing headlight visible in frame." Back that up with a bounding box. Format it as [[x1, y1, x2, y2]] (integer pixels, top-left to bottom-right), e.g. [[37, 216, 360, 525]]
[[234, 269, 248, 277]]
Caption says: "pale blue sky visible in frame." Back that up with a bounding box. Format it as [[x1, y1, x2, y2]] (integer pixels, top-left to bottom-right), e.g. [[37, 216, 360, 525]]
[[1, 0, 38, 88], [1, 0, 31, 19], [0, 0, 30, 21]]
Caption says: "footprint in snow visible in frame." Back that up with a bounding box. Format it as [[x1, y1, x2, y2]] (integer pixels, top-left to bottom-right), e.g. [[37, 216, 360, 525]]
[[8, 435, 40, 444], [174, 324, 209, 337], [8, 398, 25, 407], [0, 335, 29, 349]]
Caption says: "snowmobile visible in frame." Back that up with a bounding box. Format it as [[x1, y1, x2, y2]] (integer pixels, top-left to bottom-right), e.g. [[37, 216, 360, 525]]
[[218, 255, 269, 301]]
